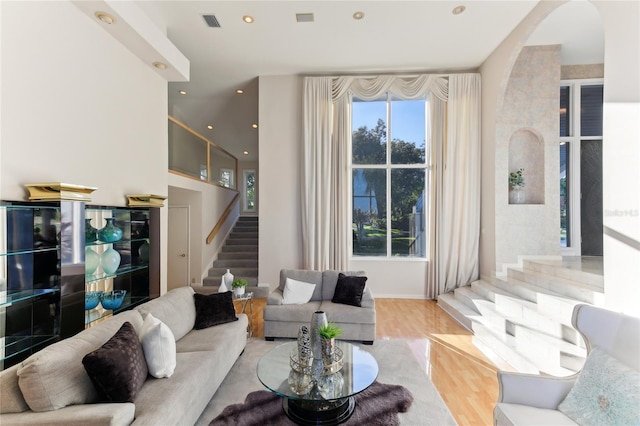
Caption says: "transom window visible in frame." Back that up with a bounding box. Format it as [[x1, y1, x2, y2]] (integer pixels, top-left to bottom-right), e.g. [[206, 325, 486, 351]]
[[351, 95, 428, 258]]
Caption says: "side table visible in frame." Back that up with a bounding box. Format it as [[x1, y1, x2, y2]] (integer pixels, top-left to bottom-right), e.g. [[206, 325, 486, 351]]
[[233, 291, 253, 337]]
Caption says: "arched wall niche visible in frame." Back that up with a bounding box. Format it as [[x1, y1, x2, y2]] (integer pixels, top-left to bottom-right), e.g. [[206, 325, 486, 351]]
[[508, 128, 544, 204]]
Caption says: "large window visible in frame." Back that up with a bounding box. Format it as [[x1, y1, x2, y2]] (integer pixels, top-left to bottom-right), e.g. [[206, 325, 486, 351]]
[[351, 96, 428, 258], [559, 81, 603, 253]]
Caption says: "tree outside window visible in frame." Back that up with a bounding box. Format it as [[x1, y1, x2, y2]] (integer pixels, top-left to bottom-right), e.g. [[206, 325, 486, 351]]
[[352, 97, 428, 258]]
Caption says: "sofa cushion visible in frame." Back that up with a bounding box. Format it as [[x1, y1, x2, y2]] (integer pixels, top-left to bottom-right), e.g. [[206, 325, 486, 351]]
[[321, 270, 366, 301], [332, 273, 367, 307], [140, 312, 176, 378], [0, 403, 136, 426], [263, 302, 322, 322], [494, 403, 577, 426], [17, 310, 143, 412], [558, 347, 640, 425], [134, 333, 246, 426], [283, 278, 316, 305], [176, 314, 248, 353], [0, 364, 29, 413], [82, 321, 148, 403], [320, 301, 376, 324], [136, 286, 196, 340], [193, 291, 238, 329], [280, 269, 323, 301]]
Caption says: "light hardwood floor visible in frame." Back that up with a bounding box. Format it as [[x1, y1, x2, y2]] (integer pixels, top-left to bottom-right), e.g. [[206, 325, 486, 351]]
[[240, 298, 499, 425]]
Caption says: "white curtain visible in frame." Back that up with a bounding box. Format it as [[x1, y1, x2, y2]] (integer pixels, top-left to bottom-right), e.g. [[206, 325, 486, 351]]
[[303, 74, 480, 296], [428, 74, 481, 296]]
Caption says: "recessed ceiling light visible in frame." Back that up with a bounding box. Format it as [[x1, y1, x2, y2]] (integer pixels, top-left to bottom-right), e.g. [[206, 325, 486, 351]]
[[207, 125, 213, 130], [242, 15, 254, 24], [179, 90, 187, 95], [452, 5, 466, 15], [353, 11, 365, 20], [152, 62, 167, 70], [236, 89, 244, 94], [95, 11, 116, 25], [243, 151, 249, 155], [251, 123, 258, 129]]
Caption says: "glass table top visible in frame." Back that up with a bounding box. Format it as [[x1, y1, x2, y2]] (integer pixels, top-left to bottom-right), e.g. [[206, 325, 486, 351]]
[[257, 341, 379, 402]]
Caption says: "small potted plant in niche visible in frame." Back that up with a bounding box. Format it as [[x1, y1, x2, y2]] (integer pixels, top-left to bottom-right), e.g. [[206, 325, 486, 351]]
[[318, 323, 342, 365], [508, 168, 526, 204], [231, 278, 248, 296]]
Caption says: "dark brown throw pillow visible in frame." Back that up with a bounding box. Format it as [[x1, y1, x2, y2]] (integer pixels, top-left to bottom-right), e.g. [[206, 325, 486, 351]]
[[332, 273, 367, 307], [193, 291, 238, 329], [82, 321, 148, 403]]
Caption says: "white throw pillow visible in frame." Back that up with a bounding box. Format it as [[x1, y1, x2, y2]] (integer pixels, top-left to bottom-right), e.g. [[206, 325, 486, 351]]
[[283, 278, 316, 305], [140, 313, 176, 378]]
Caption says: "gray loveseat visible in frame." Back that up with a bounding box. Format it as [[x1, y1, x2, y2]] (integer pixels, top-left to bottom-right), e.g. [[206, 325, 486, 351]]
[[0, 286, 247, 425], [263, 269, 376, 344]]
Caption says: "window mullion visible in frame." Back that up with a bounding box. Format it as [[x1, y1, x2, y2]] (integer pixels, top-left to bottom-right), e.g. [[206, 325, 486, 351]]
[[386, 94, 392, 258]]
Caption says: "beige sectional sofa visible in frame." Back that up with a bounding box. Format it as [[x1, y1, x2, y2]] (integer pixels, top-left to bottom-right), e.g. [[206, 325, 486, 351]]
[[263, 269, 376, 343], [0, 286, 248, 426]]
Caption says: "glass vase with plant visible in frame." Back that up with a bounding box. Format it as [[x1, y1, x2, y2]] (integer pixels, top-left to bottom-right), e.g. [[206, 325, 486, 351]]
[[318, 323, 342, 364]]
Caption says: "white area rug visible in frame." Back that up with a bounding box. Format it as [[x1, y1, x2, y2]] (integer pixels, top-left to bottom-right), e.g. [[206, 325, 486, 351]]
[[195, 338, 457, 425]]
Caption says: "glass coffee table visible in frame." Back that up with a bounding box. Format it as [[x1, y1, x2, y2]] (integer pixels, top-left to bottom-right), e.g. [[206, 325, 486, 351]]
[[257, 341, 378, 425]]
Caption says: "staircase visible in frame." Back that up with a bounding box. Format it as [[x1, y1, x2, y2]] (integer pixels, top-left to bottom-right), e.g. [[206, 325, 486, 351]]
[[203, 217, 258, 287], [437, 257, 604, 376]]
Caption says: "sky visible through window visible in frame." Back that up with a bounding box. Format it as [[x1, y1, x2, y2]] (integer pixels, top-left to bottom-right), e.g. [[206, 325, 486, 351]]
[[352, 98, 426, 148]]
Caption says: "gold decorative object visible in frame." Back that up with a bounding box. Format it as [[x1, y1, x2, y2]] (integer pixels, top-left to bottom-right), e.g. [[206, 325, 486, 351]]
[[126, 194, 167, 207], [24, 182, 97, 202]]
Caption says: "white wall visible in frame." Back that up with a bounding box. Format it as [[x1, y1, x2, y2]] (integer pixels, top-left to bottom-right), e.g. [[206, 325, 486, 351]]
[[479, 1, 561, 279], [1, 1, 169, 292], [258, 75, 431, 297], [594, 0, 640, 316], [494, 45, 562, 273], [258, 76, 304, 287]]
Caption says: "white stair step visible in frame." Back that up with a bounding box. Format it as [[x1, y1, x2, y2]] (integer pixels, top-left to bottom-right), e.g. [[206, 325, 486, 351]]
[[473, 280, 583, 344], [524, 258, 603, 287], [469, 285, 582, 346], [436, 293, 478, 331], [508, 268, 604, 305], [438, 257, 599, 376], [453, 285, 585, 373], [472, 315, 578, 376], [469, 322, 540, 374], [437, 296, 540, 374]]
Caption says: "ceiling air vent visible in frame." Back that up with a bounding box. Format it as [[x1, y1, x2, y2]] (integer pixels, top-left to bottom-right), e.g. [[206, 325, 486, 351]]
[[203, 14, 221, 28], [296, 13, 314, 23]]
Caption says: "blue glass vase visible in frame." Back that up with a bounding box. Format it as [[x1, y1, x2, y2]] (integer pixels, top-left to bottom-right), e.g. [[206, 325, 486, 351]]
[[100, 246, 121, 275], [98, 218, 122, 243], [85, 247, 100, 275], [85, 219, 98, 243]]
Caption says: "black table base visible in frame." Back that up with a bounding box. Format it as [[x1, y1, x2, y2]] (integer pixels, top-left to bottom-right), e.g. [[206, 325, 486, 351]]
[[283, 396, 355, 425]]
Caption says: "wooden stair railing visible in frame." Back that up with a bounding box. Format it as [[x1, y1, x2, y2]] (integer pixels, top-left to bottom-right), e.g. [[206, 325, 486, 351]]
[[206, 193, 240, 244]]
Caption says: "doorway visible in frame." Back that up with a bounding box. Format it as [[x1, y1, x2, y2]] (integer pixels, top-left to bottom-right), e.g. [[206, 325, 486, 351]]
[[168, 205, 190, 290]]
